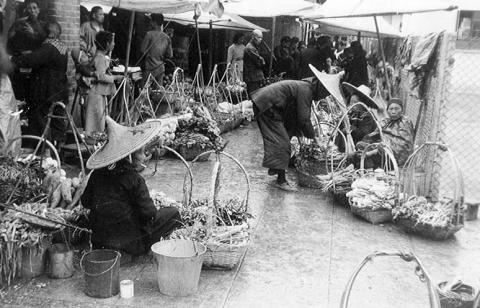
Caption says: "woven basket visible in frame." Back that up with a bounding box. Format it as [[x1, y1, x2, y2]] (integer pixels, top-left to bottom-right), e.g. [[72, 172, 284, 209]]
[[187, 151, 251, 270], [296, 167, 323, 188], [395, 143, 464, 240], [349, 143, 399, 225], [396, 218, 462, 241], [351, 207, 393, 224], [437, 281, 477, 308], [203, 237, 249, 270]]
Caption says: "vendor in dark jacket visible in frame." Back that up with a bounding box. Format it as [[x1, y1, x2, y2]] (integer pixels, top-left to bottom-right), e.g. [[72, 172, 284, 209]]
[[251, 66, 322, 191], [81, 117, 182, 256]]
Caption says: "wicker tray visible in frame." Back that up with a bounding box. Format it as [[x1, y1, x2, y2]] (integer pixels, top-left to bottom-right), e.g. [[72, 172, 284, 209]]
[[395, 217, 463, 240], [177, 144, 211, 162], [296, 168, 323, 188], [203, 239, 249, 270], [351, 207, 392, 224]]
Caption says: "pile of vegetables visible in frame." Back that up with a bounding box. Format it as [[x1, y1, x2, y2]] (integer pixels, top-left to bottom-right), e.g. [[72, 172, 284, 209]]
[[346, 170, 397, 211], [169, 198, 252, 246], [317, 164, 357, 193], [298, 142, 344, 163], [393, 196, 455, 228], [172, 106, 223, 151]]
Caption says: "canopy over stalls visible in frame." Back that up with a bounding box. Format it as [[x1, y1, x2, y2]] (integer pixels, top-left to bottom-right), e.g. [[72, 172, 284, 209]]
[[307, 16, 403, 38], [81, 0, 209, 14], [222, 0, 315, 17], [303, 0, 458, 19], [164, 12, 268, 31]]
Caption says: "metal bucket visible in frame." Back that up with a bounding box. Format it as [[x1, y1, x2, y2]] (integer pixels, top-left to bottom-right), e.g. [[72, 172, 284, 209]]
[[81, 249, 121, 298], [48, 243, 74, 279], [151, 239, 206, 297]]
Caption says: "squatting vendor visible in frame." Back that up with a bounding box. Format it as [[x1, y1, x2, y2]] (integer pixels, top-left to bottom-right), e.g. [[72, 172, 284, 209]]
[[81, 117, 182, 256]]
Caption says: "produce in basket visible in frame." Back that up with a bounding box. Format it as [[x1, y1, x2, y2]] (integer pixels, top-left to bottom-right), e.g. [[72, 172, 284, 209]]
[[0, 156, 44, 204], [317, 164, 356, 193], [393, 196, 456, 228], [346, 171, 397, 211]]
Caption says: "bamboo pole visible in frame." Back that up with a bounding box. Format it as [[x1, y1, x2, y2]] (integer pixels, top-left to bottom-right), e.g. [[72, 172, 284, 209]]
[[268, 16, 276, 78], [373, 15, 391, 98]]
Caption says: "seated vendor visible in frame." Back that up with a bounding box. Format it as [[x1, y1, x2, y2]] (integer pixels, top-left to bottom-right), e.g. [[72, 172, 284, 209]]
[[356, 98, 414, 168], [81, 117, 182, 256]]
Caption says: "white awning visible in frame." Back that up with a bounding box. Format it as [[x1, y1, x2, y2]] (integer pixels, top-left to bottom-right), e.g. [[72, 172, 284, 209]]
[[222, 0, 315, 17], [81, 0, 208, 14], [307, 16, 403, 38], [165, 11, 268, 31], [303, 0, 457, 19]]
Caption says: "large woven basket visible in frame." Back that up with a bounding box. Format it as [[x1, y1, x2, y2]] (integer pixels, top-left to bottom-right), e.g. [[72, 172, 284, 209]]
[[351, 207, 393, 224], [395, 143, 464, 240], [349, 143, 399, 225], [203, 237, 249, 270], [188, 151, 252, 270]]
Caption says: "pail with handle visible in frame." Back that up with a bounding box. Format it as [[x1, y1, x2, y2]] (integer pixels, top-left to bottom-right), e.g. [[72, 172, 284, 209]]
[[48, 243, 74, 279], [151, 239, 206, 297], [80, 249, 121, 298]]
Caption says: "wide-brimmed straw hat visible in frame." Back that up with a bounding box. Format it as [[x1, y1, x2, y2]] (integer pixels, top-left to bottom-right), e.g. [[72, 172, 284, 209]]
[[86, 117, 162, 170], [309, 64, 346, 107], [342, 82, 381, 110]]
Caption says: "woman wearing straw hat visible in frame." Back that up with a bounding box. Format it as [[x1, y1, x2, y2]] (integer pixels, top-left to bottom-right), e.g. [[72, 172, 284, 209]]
[[250, 66, 324, 192], [81, 117, 182, 256]]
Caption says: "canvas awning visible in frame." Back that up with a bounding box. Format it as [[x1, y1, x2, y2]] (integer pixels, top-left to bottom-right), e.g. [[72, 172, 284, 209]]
[[222, 0, 315, 17], [81, 0, 209, 14], [307, 16, 403, 38], [303, 0, 457, 19], [164, 11, 268, 31]]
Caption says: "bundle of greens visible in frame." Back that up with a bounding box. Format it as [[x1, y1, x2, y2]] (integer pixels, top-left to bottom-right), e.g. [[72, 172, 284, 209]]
[[393, 196, 455, 228], [317, 164, 357, 193], [0, 156, 45, 204]]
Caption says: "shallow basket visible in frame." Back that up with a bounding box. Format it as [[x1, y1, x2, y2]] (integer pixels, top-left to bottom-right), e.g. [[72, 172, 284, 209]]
[[395, 217, 463, 241], [437, 281, 477, 308], [203, 239, 249, 270], [177, 144, 211, 162], [351, 207, 393, 224], [296, 168, 323, 189]]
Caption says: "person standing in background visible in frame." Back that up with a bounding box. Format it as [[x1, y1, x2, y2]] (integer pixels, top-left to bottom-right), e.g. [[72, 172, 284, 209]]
[[274, 36, 292, 78], [243, 29, 265, 96], [7, 0, 46, 102], [80, 6, 105, 58], [84, 31, 123, 143], [289, 37, 300, 79], [226, 32, 245, 82], [344, 41, 369, 87], [298, 37, 322, 79], [140, 13, 172, 86], [12, 21, 68, 150]]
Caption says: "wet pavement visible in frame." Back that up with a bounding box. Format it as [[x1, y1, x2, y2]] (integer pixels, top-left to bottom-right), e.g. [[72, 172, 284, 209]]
[[2, 123, 480, 307]]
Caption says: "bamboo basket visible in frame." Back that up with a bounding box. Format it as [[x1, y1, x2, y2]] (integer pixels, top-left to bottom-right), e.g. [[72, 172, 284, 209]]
[[348, 142, 399, 224], [189, 150, 251, 270], [326, 102, 384, 200], [177, 143, 212, 162], [296, 122, 347, 188], [395, 143, 464, 240], [340, 251, 441, 308]]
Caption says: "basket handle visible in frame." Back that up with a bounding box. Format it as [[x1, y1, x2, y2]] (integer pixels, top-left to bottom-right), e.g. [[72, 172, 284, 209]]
[[340, 251, 441, 308], [160, 146, 194, 207], [359, 142, 400, 179]]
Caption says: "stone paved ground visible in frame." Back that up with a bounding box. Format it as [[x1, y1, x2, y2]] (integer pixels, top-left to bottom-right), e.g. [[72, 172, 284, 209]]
[[1, 123, 479, 307]]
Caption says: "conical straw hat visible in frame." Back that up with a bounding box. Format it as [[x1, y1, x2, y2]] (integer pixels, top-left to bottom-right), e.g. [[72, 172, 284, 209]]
[[86, 117, 162, 170], [309, 64, 346, 108], [342, 82, 381, 110]]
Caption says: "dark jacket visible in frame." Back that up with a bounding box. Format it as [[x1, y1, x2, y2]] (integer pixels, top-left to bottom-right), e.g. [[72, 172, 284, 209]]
[[251, 80, 315, 139], [298, 47, 324, 79], [243, 40, 265, 82], [81, 161, 158, 255], [13, 39, 68, 110], [344, 55, 369, 87], [273, 45, 294, 77]]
